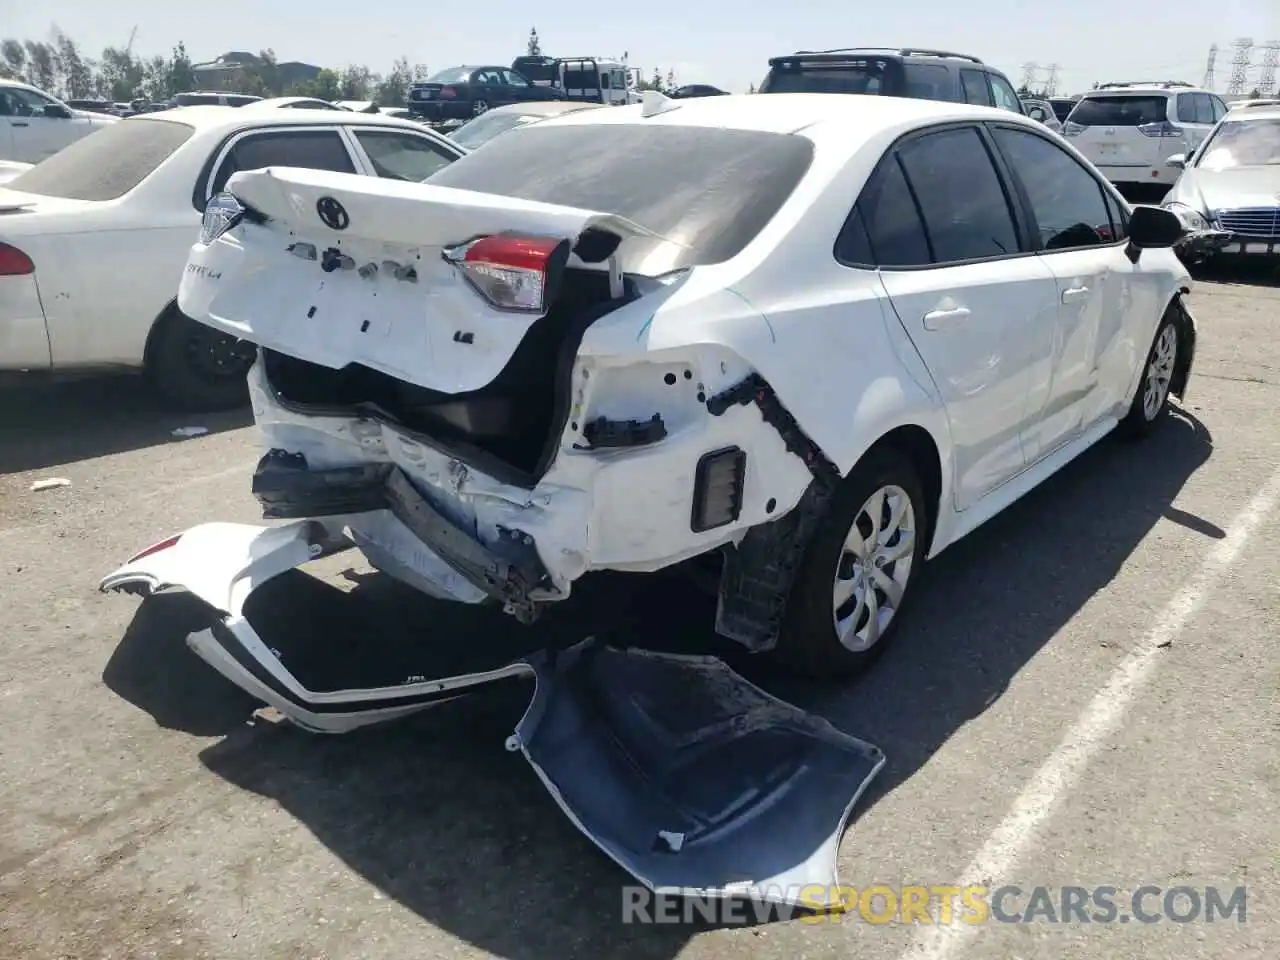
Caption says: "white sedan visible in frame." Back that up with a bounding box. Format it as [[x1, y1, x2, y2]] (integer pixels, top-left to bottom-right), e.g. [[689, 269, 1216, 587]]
[[112, 92, 1196, 728], [0, 79, 118, 163], [0, 106, 466, 409]]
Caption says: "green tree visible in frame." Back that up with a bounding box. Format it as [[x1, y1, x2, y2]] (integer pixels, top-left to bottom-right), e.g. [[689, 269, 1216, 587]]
[[166, 42, 195, 96], [527, 27, 541, 56], [98, 44, 144, 100], [286, 68, 342, 101], [0, 39, 26, 79], [23, 40, 58, 91], [52, 29, 94, 97], [412, 63, 431, 81], [338, 64, 376, 100], [376, 57, 413, 106]]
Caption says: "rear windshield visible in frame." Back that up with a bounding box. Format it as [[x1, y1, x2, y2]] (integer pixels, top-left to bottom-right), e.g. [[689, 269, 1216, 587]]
[[1068, 95, 1168, 126], [427, 67, 471, 84], [6, 117, 194, 201], [762, 58, 893, 94], [426, 123, 815, 268], [450, 111, 539, 150]]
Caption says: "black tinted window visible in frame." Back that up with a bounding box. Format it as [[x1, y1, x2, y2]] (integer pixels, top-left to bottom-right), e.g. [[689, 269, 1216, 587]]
[[960, 70, 991, 105], [845, 157, 931, 266], [1069, 95, 1168, 126], [993, 127, 1114, 249], [426, 124, 814, 268], [902, 63, 956, 101], [762, 59, 891, 94], [1101, 189, 1128, 241], [7, 117, 194, 200], [211, 129, 356, 195], [896, 127, 1018, 262]]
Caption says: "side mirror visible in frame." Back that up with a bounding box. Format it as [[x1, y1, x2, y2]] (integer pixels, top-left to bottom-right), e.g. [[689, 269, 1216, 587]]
[[43, 104, 72, 119], [1165, 154, 1186, 169], [1126, 205, 1184, 260]]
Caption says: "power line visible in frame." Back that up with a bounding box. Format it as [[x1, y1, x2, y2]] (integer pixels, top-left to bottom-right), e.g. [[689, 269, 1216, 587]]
[[1226, 37, 1253, 95]]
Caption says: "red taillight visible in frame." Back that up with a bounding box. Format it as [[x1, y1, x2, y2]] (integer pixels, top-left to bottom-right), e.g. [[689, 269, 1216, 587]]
[[0, 242, 34, 276], [127, 534, 182, 563], [446, 234, 563, 312], [1137, 120, 1183, 138], [440, 86, 456, 99]]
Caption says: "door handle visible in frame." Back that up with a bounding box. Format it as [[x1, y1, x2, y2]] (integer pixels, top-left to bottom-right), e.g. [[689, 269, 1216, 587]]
[[922, 306, 970, 329], [11, 121, 29, 127], [1061, 285, 1090, 303]]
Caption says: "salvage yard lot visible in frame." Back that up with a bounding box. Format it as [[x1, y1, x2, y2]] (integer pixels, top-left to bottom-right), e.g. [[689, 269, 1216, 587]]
[[1, 272, 1278, 960]]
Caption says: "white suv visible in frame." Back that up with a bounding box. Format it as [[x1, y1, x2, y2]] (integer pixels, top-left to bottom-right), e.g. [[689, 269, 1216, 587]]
[[1064, 82, 1228, 197]]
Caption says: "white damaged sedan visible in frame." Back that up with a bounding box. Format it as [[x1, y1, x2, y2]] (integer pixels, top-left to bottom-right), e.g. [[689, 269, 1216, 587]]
[[101, 91, 1198, 903], [112, 90, 1197, 683]]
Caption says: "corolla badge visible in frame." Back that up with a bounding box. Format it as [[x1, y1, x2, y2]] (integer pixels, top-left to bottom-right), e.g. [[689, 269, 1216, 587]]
[[316, 196, 349, 231]]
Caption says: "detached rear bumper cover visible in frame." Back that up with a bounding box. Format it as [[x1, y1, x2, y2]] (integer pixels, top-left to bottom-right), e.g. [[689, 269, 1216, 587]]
[[100, 523, 884, 904]]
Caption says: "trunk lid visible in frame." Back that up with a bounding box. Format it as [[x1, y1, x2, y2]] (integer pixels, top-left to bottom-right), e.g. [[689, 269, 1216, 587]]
[[409, 84, 446, 102], [180, 166, 655, 394]]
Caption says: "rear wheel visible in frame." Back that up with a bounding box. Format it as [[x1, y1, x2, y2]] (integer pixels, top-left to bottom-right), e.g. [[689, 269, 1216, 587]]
[[472, 99, 489, 117], [1119, 310, 1179, 438], [775, 448, 929, 678], [146, 310, 255, 412]]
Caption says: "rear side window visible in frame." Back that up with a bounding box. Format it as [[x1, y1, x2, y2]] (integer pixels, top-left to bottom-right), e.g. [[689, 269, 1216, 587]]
[[1069, 95, 1169, 126], [354, 130, 457, 181], [836, 158, 930, 266], [210, 129, 356, 195], [1177, 93, 1215, 124], [902, 63, 957, 101], [426, 124, 815, 267], [960, 69, 992, 105], [896, 127, 1019, 262], [6, 117, 194, 200]]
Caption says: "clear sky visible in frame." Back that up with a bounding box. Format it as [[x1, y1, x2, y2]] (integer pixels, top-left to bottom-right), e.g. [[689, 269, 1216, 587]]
[[4, 1, 1278, 96]]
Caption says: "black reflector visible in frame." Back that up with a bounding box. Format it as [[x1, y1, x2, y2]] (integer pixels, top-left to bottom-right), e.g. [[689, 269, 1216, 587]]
[[691, 447, 746, 533]]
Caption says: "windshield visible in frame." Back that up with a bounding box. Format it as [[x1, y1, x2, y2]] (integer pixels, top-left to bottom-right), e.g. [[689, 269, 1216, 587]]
[[450, 111, 539, 149], [6, 117, 193, 200], [426, 123, 814, 270], [1195, 118, 1280, 168], [427, 67, 472, 84], [1068, 95, 1168, 126]]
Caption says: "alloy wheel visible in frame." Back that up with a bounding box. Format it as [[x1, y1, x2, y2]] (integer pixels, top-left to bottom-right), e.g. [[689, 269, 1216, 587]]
[[185, 326, 256, 383], [1142, 324, 1178, 421], [472, 100, 489, 116], [832, 484, 916, 653]]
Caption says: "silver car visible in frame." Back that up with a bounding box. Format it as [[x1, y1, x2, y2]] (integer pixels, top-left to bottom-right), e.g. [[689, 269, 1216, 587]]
[[1162, 103, 1280, 262], [1020, 98, 1063, 134]]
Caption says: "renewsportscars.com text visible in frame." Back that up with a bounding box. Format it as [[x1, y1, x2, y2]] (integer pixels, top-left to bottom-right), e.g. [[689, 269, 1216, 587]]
[[621, 884, 1247, 925]]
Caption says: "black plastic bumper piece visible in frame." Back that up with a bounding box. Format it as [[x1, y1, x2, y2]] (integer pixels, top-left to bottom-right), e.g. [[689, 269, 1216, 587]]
[[580, 413, 666, 449], [250, 449, 550, 620]]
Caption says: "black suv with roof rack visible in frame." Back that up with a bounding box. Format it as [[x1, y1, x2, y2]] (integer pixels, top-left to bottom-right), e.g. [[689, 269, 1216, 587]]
[[759, 47, 1026, 115]]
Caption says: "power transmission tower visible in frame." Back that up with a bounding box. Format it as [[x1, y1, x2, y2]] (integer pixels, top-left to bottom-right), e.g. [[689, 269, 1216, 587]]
[[1226, 37, 1253, 95], [1259, 40, 1279, 95], [1045, 63, 1060, 96], [1020, 62, 1039, 90], [1202, 43, 1218, 90]]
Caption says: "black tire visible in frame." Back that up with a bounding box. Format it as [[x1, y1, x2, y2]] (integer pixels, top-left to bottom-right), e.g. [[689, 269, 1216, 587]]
[[1119, 308, 1180, 439], [774, 446, 930, 679], [145, 310, 255, 412]]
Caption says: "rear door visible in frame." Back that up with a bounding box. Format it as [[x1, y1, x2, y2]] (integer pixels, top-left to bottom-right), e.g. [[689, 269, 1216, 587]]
[[986, 72, 1025, 114], [959, 69, 993, 107], [470, 68, 507, 108], [988, 123, 1130, 460], [852, 124, 1060, 509], [1068, 93, 1170, 171]]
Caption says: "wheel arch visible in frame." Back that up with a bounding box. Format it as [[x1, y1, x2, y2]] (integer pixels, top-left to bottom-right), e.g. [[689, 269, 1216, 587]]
[[141, 297, 182, 378], [1169, 288, 1195, 399], [855, 423, 944, 555]]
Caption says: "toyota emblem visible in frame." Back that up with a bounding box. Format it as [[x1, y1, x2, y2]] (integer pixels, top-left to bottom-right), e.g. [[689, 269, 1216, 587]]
[[316, 196, 349, 231]]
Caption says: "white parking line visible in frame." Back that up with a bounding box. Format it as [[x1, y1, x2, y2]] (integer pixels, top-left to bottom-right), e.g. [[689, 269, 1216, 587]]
[[904, 462, 1280, 960]]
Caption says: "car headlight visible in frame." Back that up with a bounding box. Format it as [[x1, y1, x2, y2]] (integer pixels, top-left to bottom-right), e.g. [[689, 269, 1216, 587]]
[[1163, 202, 1210, 232]]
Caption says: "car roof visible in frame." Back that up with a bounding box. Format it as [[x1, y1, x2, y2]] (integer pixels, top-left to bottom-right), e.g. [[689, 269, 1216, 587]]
[[480, 101, 605, 118], [1081, 85, 1203, 96], [1222, 105, 1280, 121], [538, 91, 1039, 140], [134, 105, 436, 134]]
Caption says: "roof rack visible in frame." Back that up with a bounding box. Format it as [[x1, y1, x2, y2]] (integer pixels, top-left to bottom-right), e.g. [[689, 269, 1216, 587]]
[[1096, 80, 1195, 89], [788, 47, 983, 64]]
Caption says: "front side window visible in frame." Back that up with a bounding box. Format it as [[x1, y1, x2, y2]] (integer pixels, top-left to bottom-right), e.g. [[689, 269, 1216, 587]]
[[1, 87, 58, 116], [502, 70, 530, 87], [210, 129, 356, 196], [992, 126, 1115, 249], [355, 130, 457, 180], [7, 117, 194, 200], [987, 74, 1023, 113], [896, 126, 1019, 262]]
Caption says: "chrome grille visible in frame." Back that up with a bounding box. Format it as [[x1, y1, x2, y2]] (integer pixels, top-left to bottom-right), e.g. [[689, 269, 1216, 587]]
[[1216, 206, 1280, 238]]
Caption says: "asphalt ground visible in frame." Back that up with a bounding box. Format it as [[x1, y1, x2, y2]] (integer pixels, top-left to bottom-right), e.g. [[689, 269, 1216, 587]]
[[1, 263, 1277, 959]]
